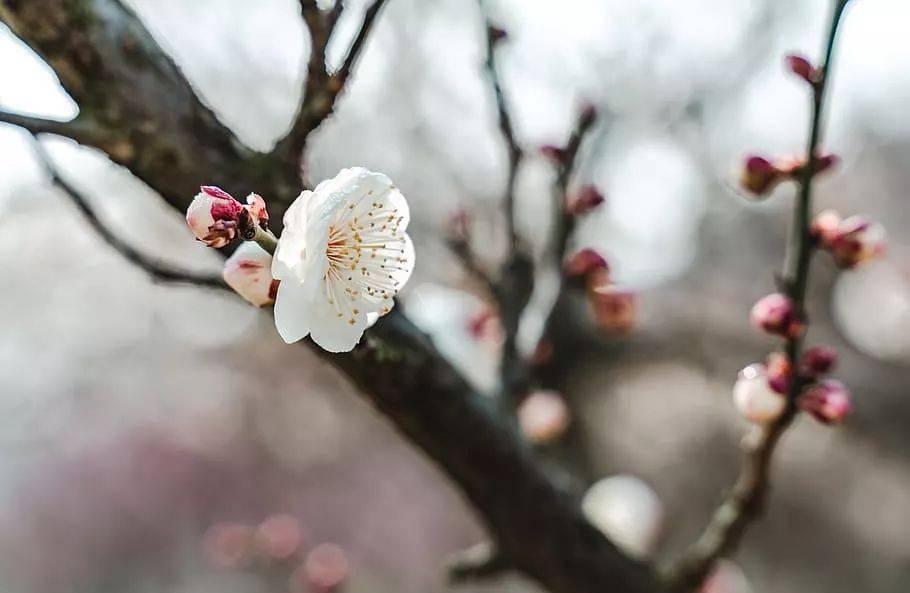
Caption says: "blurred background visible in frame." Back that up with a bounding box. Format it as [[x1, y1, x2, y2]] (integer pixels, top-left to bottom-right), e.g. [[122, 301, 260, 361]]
[[1, 0, 909, 592]]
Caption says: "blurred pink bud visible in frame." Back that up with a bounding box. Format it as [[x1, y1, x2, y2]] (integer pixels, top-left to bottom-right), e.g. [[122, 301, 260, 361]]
[[589, 285, 636, 333], [810, 209, 842, 246], [202, 522, 254, 570], [798, 380, 853, 424], [567, 185, 606, 215], [827, 215, 887, 269], [565, 248, 609, 279], [740, 155, 783, 196], [701, 560, 753, 593], [800, 345, 838, 378], [733, 364, 786, 424], [253, 514, 302, 561], [785, 53, 820, 85], [223, 242, 278, 306], [765, 351, 792, 395], [813, 153, 839, 175], [750, 293, 801, 337], [294, 543, 349, 592], [187, 186, 244, 248], [487, 25, 508, 42], [540, 145, 567, 163], [517, 390, 571, 444]]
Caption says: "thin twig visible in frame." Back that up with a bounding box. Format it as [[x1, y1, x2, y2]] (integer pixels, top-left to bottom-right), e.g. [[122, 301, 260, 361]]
[[663, 2, 852, 589], [26, 135, 227, 290], [0, 110, 107, 148], [334, 0, 389, 84]]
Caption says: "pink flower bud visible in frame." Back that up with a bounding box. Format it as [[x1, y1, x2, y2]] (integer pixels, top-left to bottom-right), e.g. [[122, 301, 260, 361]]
[[810, 209, 842, 246], [785, 53, 820, 85], [733, 364, 786, 424], [740, 155, 783, 196], [813, 153, 839, 175], [798, 380, 853, 424], [253, 514, 303, 561], [827, 215, 887, 269], [517, 390, 571, 444], [567, 185, 606, 215], [223, 242, 278, 307], [540, 145, 567, 163], [245, 193, 269, 228], [765, 352, 792, 395], [589, 285, 636, 333], [750, 293, 801, 337], [202, 522, 254, 570], [186, 186, 244, 248], [800, 345, 838, 378], [565, 248, 609, 279], [700, 560, 752, 593], [293, 543, 349, 592]]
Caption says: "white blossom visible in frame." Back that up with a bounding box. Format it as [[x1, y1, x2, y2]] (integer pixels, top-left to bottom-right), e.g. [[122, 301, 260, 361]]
[[272, 168, 414, 352], [732, 364, 786, 424], [223, 242, 276, 307]]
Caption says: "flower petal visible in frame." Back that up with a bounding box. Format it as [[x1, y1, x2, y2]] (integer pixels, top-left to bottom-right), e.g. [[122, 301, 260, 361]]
[[273, 279, 311, 343], [308, 300, 370, 352]]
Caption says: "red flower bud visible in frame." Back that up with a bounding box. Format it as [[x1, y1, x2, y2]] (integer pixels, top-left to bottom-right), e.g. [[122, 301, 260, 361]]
[[765, 352, 792, 395], [579, 102, 598, 127], [813, 153, 839, 175], [827, 215, 887, 269], [740, 155, 784, 196], [589, 285, 636, 333], [567, 185, 606, 215], [487, 26, 508, 43], [187, 186, 244, 248], [785, 54, 821, 85], [565, 248, 609, 279], [800, 345, 838, 378], [750, 293, 801, 337], [798, 380, 853, 424], [810, 209, 842, 246]]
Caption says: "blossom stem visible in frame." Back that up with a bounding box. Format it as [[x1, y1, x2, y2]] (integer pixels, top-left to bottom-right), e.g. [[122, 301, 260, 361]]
[[663, 1, 852, 590], [249, 226, 279, 255]]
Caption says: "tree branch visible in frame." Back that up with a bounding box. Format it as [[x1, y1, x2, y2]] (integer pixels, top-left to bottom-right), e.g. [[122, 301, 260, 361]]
[[27, 134, 227, 290], [276, 0, 390, 184], [0, 110, 110, 147], [663, 2, 852, 589]]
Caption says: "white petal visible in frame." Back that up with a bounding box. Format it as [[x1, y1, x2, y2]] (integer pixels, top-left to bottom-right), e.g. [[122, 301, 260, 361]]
[[308, 300, 370, 352], [273, 279, 311, 343]]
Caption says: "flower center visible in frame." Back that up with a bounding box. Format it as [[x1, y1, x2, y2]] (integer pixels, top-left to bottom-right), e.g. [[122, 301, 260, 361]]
[[322, 200, 409, 325]]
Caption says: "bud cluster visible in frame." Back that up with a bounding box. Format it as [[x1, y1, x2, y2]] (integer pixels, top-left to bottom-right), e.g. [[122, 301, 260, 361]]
[[186, 186, 269, 248], [739, 153, 839, 197], [811, 209, 887, 269]]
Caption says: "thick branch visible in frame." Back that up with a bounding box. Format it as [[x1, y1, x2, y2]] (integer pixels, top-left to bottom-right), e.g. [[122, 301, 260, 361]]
[[664, 2, 851, 589], [28, 135, 227, 289], [0, 110, 110, 146]]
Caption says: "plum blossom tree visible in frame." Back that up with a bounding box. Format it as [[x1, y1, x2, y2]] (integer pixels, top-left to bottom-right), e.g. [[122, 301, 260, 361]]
[[0, 0, 888, 592]]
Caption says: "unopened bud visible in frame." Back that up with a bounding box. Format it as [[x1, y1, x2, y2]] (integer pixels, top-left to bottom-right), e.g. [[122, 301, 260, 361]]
[[579, 102, 598, 127], [517, 390, 571, 444], [765, 351, 792, 395], [223, 242, 278, 306], [246, 193, 269, 228], [253, 514, 302, 561], [810, 209, 842, 246], [800, 345, 838, 378], [567, 185, 606, 215], [813, 153, 839, 175], [740, 155, 784, 196], [565, 248, 609, 279], [581, 475, 663, 559], [187, 186, 244, 248], [487, 25, 507, 43], [750, 293, 801, 337], [827, 215, 887, 269], [589, 285, 636, 333], [785, 53, 821, 85], [798, 380, 852, 424], [733, 364, 786, 424]]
